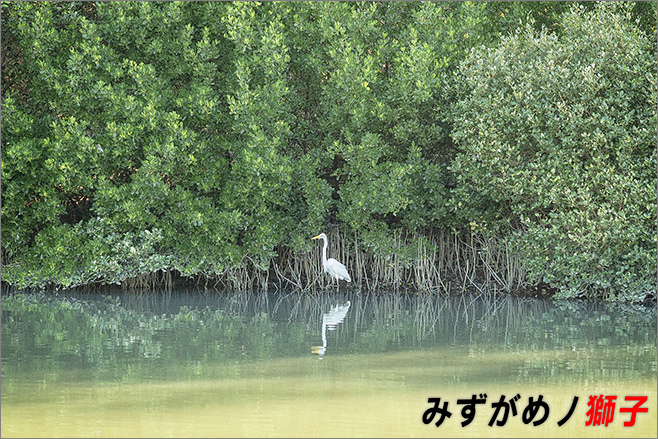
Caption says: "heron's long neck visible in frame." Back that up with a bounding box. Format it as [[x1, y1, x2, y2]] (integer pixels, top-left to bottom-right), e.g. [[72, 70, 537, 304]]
[[322, 237, 328, 264]]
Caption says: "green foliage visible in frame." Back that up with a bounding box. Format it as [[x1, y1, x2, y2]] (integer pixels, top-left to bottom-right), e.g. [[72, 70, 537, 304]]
[[1, 1, 655, 301], [451, 3, 656, 300], [1, 1, 330, 286]]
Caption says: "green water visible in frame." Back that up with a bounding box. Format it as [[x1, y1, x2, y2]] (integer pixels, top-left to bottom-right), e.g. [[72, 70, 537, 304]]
[[1, 290, 656, 437]]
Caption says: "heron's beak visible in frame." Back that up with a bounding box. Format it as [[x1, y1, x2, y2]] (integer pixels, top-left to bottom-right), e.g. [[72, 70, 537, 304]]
[[311, 235, 321, 240], [311, 346, 320, 353]]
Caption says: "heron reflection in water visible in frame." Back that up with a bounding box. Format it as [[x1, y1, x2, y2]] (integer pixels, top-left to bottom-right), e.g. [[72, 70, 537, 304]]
[[311, 301, 351, 357]]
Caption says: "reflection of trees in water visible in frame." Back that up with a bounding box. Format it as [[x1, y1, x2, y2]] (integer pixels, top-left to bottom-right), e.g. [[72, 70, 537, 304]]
[[2, 288, 656, 382], [271, 291, 656, 353], [275, 292, 536, 345], [281, 293, 657, 382]]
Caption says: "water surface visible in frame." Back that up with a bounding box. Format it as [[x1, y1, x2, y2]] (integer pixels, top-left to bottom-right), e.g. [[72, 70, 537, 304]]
[[2, 290, 656, 437]]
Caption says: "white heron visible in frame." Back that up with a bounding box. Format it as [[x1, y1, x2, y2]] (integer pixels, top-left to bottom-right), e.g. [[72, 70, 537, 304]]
[[312, 233, 351, 288]]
